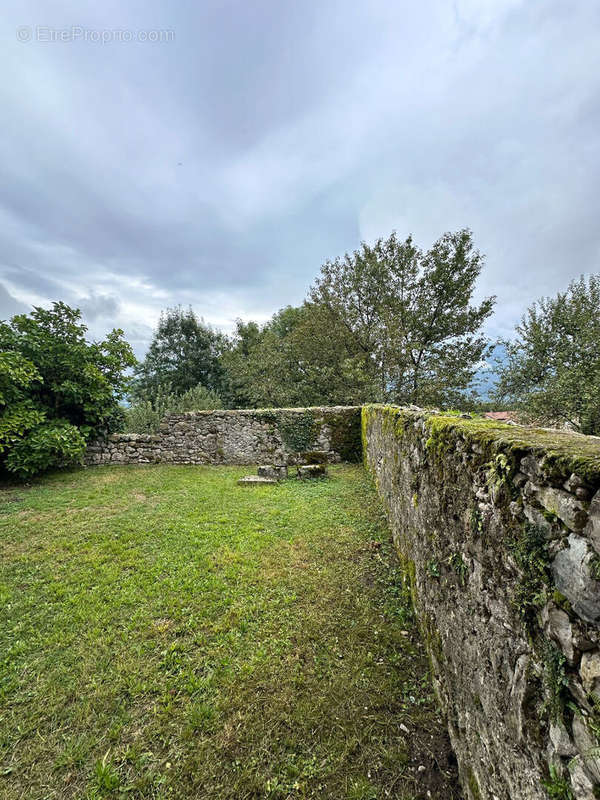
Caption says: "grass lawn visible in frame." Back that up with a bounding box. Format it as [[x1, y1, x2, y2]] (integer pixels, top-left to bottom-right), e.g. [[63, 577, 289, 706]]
[[0, 464, 460, 800]]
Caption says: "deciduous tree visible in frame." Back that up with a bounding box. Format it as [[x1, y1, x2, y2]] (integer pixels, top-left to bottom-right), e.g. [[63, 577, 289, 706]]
[[132, 306, 227, 401], [495, 275, 600, 434], [310, 229, 495, 406], [0, 302, 135, 476]]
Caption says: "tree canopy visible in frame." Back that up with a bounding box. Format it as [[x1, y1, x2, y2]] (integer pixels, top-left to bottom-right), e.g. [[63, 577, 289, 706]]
[[309, 228, 495, 407], [0, 302, 135, 477], [495, 274, 600, 434], [132, 306, 227, 401], [222, 230, 494, 409]]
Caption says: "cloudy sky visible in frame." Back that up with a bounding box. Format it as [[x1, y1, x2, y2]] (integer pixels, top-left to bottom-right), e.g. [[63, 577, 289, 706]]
[[2, 0, 599, 357]]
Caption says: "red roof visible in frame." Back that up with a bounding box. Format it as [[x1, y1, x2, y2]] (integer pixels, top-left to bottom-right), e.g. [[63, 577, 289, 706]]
[[484, 411, 513, 421]]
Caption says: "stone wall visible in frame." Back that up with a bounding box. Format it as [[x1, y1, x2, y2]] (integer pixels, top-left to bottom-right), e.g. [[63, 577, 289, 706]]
[[362, 404, 600, 800], [85, 406, 361, 466]]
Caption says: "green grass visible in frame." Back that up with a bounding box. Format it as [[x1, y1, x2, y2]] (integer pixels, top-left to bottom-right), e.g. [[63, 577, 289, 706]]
[[0, 464, 459, 799]]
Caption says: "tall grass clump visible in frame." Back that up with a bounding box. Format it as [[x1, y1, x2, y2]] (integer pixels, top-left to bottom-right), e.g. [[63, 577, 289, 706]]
[[124, 384, 222, 433]]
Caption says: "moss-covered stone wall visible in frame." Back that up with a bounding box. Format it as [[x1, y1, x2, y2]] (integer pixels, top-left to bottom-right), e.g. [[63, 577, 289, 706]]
[[86, 406, 362, 466], [362, 404, 600, 800]]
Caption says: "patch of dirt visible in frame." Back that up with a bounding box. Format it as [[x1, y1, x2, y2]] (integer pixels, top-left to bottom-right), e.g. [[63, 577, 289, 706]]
[[403, 727, 463, 799]]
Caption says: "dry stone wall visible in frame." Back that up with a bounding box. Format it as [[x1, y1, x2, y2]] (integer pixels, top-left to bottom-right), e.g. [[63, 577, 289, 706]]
[[362, 404, 600, 800], [85, 406, 361, 466]]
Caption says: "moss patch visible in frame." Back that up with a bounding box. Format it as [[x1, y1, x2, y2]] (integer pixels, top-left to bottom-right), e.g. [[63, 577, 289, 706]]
[[363, 404, 600, 484]]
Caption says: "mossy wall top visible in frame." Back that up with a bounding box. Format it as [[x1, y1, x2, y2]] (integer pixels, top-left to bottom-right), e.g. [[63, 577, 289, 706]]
[[86, 406, 362, 466], [362, 404, 600, 800]]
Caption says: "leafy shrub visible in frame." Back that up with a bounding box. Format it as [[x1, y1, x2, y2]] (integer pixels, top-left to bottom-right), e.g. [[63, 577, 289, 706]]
[[124, 384, 222, 434], [6, 421, 86, 478], [0, 303, 135, 478]]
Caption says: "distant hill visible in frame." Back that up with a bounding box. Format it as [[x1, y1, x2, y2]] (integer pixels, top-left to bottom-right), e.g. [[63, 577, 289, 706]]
[[471, 343, 507, 402]]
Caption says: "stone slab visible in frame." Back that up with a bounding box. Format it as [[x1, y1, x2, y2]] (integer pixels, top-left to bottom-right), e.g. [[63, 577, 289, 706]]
[[237, 475, 277, 487]]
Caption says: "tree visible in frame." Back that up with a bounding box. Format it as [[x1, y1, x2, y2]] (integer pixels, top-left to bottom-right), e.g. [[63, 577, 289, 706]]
[[221, 319, 267, 408], [0, 302, 135, 477], [132, 306, 226, 401], [310, 229, 495, 407], [221, 305, 374, 408], [495, 274, 600, 434], [284, 302, 380, 404]]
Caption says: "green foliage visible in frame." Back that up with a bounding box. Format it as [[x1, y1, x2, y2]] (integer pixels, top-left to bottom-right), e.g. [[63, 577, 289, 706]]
[[496, 274, 600, 434], [223, 229, 494, 408], [586, 693, 600, 742], [132, 306, 226, 402], [541, 640, 569, 722], [542, 764, 573, 800], [278, 410, 318, 452], [488, 452, 513, 489], [0, 303, 133, 477], [91, 753, 121, 796], [124, 383, 223, 434], [590, 555, 600, 582], [470, 506, 484, 536], [347, 777, 378, 800], [0, 352, 45, 455], [426, 559, 440, 579], [449, 552, 468, 585], [510, 524, 552, 625], [310, 228, 495, 407], [222, 305, 374, 408], [5, 421, 86, 478], [0, 350, 41, 403]]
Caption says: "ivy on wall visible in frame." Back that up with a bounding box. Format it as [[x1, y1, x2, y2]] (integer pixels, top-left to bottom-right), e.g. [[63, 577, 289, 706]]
[[278, 410, 319, 452]]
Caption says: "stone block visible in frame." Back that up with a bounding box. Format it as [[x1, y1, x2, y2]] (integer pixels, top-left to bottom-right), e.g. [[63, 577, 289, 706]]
[[585, 490, 600, 552], [552, 535, 600, 623], [533, 485, 588, 531], [573, 715, 600, 782], [300, 450, 329, 464], [237, 475, 277, 487], [297, 464, 327, 479], [542, 603, 575, 664], [580, 650, 600, 693], [257, 465, 288, 480]]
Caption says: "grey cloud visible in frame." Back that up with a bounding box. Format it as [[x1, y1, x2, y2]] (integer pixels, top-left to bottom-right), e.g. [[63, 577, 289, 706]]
[[77, 292, 120, 322], [0, 282, 29, 320], [0, 0, 598, 352]]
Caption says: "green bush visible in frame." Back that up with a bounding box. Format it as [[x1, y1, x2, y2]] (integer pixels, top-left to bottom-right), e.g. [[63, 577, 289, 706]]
[[5, 421, 86, 478], [0, 302, 135, 478], [124, 384, 222, 434]]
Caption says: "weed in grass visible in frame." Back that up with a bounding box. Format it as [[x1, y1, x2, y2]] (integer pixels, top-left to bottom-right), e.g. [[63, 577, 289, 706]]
[[184, 702, 216, 735], [348, 776, 378, 799], [90, 752, 121, 796]]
